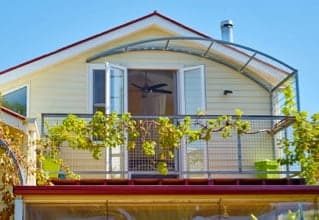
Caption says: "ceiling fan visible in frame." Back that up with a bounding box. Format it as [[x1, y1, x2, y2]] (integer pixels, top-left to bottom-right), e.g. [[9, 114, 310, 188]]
[[131, 72, 172, 97]]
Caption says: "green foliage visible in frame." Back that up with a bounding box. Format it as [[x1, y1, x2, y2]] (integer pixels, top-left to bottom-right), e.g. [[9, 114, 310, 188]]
[[281, 84, 296, 115], [157, 161, 168, 175], [42, 110, 250, 176], [287, 210, 297, 220], [0, 125, 31, 219], [279, 85, 319, 184]]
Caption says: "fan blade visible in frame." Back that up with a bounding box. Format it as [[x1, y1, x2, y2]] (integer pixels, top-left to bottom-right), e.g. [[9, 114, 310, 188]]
[[131, 83, 144, 90], [148, 83, 168, 90], [152, 89, 172, 94]]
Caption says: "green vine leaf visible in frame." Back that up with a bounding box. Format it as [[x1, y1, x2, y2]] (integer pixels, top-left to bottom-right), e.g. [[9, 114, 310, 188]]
[[279, 84, 319, 184]]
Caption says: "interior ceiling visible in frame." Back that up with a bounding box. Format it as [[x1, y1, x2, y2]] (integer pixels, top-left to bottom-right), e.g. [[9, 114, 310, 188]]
[[128, 69, 174, 91], [87, 37, 297, 92]]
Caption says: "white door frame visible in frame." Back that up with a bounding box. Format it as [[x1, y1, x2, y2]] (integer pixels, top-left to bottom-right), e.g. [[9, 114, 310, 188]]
[[178, 65, 206, 114], [105, 62, 128, 178], [177, 65, 207, 178], [89, 63, 207, 178], [88, 63, 128, 178], [105, 62, 128, 114]]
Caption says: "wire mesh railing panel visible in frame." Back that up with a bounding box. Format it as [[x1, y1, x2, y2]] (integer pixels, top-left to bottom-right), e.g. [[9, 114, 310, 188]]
[[207, 132, 238, 172], [128, 119, 176, 172], [59, 146, 107, 179], [41, 114, 297, 179], [241, 120, 273, 171], [185, 140, 206, 171]]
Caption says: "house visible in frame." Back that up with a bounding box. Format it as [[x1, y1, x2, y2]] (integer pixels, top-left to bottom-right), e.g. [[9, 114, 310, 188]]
[[0, 11, 318, 219]]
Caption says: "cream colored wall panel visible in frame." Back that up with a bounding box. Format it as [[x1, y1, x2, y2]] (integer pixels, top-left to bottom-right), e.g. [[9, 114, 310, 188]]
[[205, 66, 270, 114], [207, 97, 269, 103], [29, 59, 88, 120]]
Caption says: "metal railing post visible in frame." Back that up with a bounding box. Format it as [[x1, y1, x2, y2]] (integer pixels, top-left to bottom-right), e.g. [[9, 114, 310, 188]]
[[205, 140, 210, 178], [41, 113, 45, 136], [284, 128, 290, 178], [237, 132, 243, 173]]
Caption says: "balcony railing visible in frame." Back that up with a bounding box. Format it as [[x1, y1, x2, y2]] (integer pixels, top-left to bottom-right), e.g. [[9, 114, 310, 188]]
[[41, 113, 298, 179]]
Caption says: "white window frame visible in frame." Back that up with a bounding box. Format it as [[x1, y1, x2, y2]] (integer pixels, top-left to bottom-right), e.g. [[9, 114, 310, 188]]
[[1, 84, 30, 117], [88, 63, 128, 114], [88, 63, 105, 114]]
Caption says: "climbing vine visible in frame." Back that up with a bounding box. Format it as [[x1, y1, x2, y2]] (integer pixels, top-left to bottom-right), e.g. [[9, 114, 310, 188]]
[[0, 95, 37, 219], [0, 125, 29, 219], [42, 109, 250, 175], [279, 85, 319, 184]]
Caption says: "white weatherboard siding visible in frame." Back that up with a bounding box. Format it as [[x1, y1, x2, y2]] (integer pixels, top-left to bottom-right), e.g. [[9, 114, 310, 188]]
[[205, 63, 270, 115], [30, 60, 88, 116]]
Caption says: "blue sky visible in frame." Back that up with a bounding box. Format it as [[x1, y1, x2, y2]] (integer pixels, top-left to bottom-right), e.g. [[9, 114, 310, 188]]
[[1, 0, 318, 114]]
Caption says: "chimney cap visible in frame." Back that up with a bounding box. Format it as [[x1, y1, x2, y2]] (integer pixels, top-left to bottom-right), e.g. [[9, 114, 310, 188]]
[[221, 19, 234, 27]]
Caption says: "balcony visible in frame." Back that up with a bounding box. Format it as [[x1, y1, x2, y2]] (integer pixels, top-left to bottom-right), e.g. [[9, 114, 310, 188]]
[[41, 113, 298, 179]]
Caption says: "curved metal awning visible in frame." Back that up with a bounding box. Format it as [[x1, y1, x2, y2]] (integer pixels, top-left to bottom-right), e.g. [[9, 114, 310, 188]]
[[87, 37, 297, 92]]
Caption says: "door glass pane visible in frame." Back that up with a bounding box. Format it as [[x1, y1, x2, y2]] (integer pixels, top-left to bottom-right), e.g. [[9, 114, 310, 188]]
[[183, 67, 206, 176], [184, 67, 204, 114], [2, 86, 27, 116], [93, 69, 105, 113], [110, 68, 124, 113]]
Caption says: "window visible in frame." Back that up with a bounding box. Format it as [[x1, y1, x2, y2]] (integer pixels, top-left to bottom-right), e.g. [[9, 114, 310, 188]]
[[91, 63, 127, 114], [93, 69, 106, 113], [2, 86, 27, 116]]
